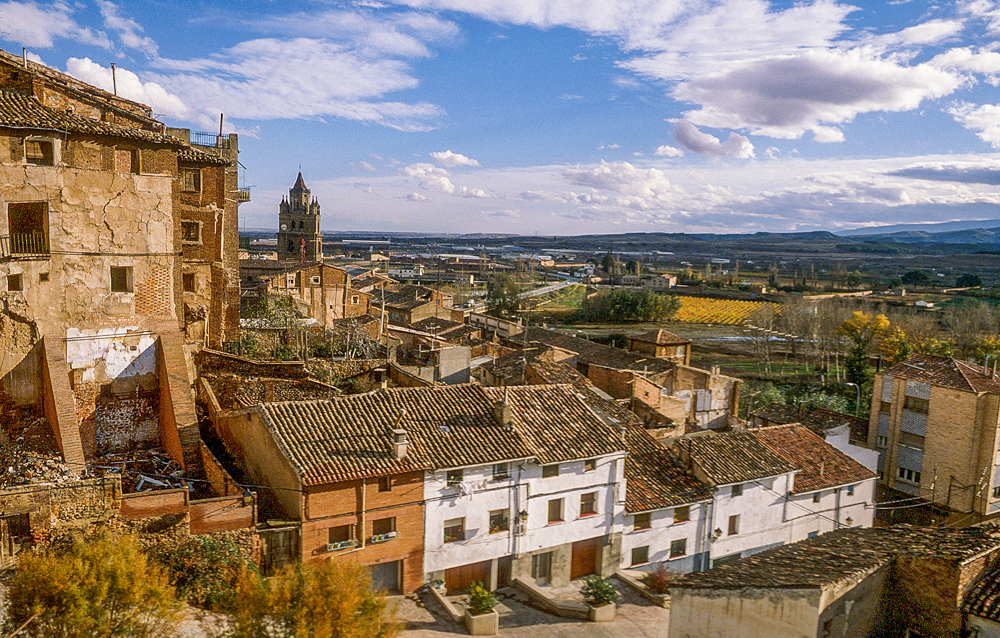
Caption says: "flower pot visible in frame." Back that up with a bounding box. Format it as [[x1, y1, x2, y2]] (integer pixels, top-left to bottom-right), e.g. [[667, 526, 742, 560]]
[[464, 608, 499, 635], [588, 602, 616, 622]]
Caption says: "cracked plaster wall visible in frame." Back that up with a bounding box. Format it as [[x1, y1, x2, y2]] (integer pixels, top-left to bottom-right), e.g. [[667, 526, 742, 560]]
[[0, 135, 177, 381]]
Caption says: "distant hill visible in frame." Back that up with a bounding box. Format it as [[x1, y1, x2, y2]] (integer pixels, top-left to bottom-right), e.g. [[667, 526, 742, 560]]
[[839, 219, 1000, 237]]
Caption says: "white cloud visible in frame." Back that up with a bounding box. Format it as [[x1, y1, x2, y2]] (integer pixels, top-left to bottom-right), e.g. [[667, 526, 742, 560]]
[[931, 47, 1000, 78], [563, 160, 683, 209], [96, 0, 157, 54], [654, 144, 683, 157], [402, 162, 456, 193], [673, 49, 961, 140], [147, 37, 442, 130], [407, 192, 429, 201], [673, 121, 754, 158], [861, 19, 964, 51], [66, 58, 191, 120], [0, 1, 111, 48], [430, 150, 480, 167], [948, 102, 1000, 148], [963, 0, 1000, 35], [357, 161, 377, 172]]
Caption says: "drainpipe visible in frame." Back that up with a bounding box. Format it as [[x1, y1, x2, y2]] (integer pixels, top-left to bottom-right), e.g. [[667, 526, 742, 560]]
[[341, 477, 367, 555]]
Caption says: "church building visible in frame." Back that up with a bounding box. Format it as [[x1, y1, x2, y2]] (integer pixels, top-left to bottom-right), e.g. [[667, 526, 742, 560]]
[[277, 172, 322, 263]]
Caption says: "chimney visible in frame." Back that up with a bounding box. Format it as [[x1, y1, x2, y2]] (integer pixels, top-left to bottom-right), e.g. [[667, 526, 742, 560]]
[[392, 428, 409, 460], [819, 460, 825, 477], [619, 424, 628, 442], [493, 401, 512, 429]]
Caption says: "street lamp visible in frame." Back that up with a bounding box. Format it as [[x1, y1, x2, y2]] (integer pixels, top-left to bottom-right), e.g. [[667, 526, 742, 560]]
[[845, 382, 861, 417]]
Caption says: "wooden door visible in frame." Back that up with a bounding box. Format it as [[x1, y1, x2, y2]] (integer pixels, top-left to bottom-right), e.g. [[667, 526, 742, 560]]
[[445, 559, 491, 592], [570, 537, 601, 580]]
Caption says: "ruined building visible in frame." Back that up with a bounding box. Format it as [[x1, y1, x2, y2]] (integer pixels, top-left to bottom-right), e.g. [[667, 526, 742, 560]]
[[0, 48, 242, 473], [276, 172, 322, 263]]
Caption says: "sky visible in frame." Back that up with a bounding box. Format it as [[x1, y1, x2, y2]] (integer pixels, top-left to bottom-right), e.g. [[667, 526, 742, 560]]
[[2, 0, 1000, 235]]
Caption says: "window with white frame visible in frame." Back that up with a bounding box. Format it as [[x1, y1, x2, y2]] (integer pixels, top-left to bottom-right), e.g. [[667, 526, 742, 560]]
[[897, 466, 920, 483]]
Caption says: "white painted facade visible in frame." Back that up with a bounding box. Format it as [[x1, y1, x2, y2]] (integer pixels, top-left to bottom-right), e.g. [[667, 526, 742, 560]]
[[822, 424, 880, 473], [784, 478, 876, 543], [620, 501, 711, 573], [707, 475, 795, 563], [422, 452, 626, 579]]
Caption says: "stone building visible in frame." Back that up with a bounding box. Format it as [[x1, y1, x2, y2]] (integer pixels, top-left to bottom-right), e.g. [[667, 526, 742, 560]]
[[276, 172, 322, 263], [0, 48, 240, 473], [868, 354, 1000, 516], [627, 328, 691, 365]]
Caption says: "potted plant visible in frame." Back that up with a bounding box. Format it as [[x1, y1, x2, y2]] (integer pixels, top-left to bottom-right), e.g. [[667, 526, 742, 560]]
[[464, 581, 499, 636], [581, 575, 618, 622]]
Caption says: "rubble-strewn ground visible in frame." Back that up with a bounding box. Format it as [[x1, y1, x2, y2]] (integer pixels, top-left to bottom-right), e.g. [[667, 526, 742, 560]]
[[0, 399, 76, 488]]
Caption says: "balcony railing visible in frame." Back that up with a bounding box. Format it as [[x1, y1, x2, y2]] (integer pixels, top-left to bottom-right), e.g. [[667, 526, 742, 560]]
[[191, 132, 230, 149], [0, 232, 50, 259]]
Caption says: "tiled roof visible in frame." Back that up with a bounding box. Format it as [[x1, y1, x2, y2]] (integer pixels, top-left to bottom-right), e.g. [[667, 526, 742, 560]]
[[0, 88, 184, 146], [749, 424, 876, 493], [177, 146, 230, 165], [631, 329, 691, 346], [753, 404, 870, 445], [884, 354, 1000, 394], [519, 327, 676, 375], [410, 317, 464, 334], [371, 283, 442, 311], [673, 430, 798, 486], [751, 403, 801, 424], [257, 383, 625, 485], [484, 385, 627, 465], [675, 525, 1000, 590], [624, 424, 711, 512], [965, 562, 1000, 620]]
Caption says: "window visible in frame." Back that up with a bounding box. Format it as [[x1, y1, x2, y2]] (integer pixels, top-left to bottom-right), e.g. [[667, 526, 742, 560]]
[[897, 467, 921, 483], [492, 463, 510, 481], [808, 531, 819, 538], [580, 492, 597, 517], [372, 517, 395, 536], [182, 169, 201, 192], [880, 401, 891, 414], [901, 432, 925, 448], [731, 484, 743, 497], [674, 505, 691, 523], [670, 538, 687, 558], [542, 464, 559, 478], [813, 492, 821, 504], [634, 512, 651, 530], [489, 509, 509, 533], [6, 273, 22, 291], [631, 546, 649, 566], [904, 396, 929, 414], [7, 202, 49, 255], [847, 485, 855, 496], [115, 148, 139, 173], [378, 476, 392, 492], [24, 139, 53, 166], [443, 518, 465, 543], [328, 524, 353, 544], [38, 272, 48, 282], [877, 435, 888, 448], [584, 458, 597, 472], [181, 221, 200, 243], [531, 552, 552, 580], [547, 498, 563, 524], [993, 486, 1000, 499], [446, 469, 463, 486], [182, 273, 195, 293], [728, 514, 740, 536], [351, 295, 360, 304], [311, 276, 320, 285], [110, 266, 133, 293]]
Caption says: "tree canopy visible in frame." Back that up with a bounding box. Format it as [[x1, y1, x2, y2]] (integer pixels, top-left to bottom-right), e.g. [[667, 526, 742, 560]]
[[957, 274, 982, 288], [579, 289, 680, 323], [901, 270, 930, 285], [485, 274, 520, 319]]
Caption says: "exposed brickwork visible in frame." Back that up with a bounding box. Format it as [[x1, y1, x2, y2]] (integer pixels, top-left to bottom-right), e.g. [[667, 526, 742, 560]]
[[155, 330, 201, 474], [135, 266, 172, 317], [41, 335, 85, 466], [73, 383, 98, 458]]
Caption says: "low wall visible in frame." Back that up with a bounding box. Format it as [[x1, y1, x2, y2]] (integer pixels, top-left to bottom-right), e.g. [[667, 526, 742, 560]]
[[120, 488, 188, 520], [389, 362, 433, 388], [197, 349, 307, 379], [512, 578, 589, 620], [189, 495, 255, 535]]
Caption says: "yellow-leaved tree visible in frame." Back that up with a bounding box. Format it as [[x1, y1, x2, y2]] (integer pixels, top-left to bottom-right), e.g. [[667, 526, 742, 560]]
[[837, 311, 890, 385]]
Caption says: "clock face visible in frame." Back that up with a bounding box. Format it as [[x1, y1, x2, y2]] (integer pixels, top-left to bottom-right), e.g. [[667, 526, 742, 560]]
[[280, 223, 288, 231]]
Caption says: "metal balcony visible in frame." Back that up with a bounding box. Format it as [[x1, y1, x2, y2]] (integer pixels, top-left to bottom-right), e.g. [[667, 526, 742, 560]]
[[0, 232, 50, 259]]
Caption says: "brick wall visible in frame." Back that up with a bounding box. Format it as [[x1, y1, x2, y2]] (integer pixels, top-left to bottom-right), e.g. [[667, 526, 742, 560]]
[[120, 488, 188, 520], [583, 364, 635, 400], [189, 495, 255, 535], [198, 349, 308, 379]]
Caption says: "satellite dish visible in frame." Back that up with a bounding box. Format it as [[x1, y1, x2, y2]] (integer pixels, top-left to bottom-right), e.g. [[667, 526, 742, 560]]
[[280, 223, 288, 231]]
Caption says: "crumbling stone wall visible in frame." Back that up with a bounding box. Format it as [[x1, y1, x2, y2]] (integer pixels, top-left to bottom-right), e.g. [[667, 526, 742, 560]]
[[197, 349, 307, 379]]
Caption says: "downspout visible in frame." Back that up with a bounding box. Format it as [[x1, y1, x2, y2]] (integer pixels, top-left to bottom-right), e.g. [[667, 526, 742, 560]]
[[341, 477, 367, 555]]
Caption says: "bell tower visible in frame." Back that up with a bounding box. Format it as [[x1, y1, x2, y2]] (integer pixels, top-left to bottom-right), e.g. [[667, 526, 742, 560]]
[[277, 172, 323, 263]]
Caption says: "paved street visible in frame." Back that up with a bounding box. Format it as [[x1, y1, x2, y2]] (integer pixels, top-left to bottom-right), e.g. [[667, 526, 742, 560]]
[[398, 580, 670, 638]]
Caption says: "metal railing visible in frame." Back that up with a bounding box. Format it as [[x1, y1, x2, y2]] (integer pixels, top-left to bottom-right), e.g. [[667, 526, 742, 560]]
[[0, 232, 49, 258], [192, 132, 230, 149], [237, 186, 251, 203]]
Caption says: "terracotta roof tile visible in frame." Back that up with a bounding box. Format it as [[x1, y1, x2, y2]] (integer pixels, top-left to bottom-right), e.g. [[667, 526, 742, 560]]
[[966, 562, 1000, 621], [673, 430, 798, 486], [676, 525, 1000, 590], [631, 329, 691, 346], [749, 424, 876, 493], [177, 146, 230, 165], [519, 327, 676, 375], [0, 88, 184, 146], [624, 424, 712, 512], [884, 354, 1000, 394]]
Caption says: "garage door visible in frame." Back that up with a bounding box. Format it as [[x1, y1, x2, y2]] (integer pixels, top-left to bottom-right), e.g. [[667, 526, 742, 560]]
[[445, 559, 491, 592], [570, 537, 602, 580], [370, 560, 401, 594]]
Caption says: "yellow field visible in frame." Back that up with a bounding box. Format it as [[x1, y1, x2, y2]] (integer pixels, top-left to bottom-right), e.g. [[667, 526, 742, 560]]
[[673, 296, 779, 325]]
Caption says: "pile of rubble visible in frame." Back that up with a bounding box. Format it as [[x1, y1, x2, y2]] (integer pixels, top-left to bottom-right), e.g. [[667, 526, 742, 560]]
[[90, 448, 192, 493], [0, 399, 78, 487], [0, 450, 77, 488]]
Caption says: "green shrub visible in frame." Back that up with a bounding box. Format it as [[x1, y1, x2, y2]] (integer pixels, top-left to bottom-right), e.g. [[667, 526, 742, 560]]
[[149, 535, 255, 612], [467, 581, 497, 615], [580, 575, 618, 606]]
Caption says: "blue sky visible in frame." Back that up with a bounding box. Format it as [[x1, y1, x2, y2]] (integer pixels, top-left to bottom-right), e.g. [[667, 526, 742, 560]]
[[2, 0, 1000, 234]]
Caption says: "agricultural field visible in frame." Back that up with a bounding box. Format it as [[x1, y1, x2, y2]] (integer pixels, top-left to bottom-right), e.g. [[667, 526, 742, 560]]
[[672, 296, 779, 325]]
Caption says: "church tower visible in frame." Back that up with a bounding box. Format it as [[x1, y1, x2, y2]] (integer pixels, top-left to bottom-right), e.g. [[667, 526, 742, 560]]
[[277, 172, 323, 263]]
